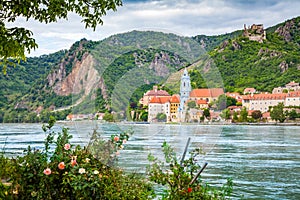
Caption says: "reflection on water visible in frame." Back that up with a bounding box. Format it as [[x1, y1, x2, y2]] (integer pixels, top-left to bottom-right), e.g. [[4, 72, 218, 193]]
[[0, 122, 299, 200]]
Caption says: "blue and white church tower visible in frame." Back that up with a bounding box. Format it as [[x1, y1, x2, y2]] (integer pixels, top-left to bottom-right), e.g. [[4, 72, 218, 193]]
[[179, 68, 191, 121]]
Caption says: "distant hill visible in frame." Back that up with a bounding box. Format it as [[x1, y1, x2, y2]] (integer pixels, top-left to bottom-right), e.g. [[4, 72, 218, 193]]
[[189, 16, 300, 93], [1, 16, 300, 122]]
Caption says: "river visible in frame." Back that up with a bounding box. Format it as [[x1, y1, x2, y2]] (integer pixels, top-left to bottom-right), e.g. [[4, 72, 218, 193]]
[[0, 122, 299, 199]]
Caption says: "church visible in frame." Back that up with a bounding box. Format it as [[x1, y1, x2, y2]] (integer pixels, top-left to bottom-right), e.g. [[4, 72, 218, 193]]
[[178, 68, 191, 122]]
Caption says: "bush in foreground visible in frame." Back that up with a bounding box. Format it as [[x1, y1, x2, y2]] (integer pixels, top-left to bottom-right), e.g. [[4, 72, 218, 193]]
[[0, 117, 154, 199]]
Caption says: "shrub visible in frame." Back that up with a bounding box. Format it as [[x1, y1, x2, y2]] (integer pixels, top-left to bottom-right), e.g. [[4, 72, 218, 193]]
[[147, 141, 233, 199], [0, 117, 154, 199]]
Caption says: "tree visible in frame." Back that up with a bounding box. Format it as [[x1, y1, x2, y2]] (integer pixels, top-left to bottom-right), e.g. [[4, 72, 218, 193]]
[[0, 0, 122, 74], [270, 103, 286, 123], [233, 111, 238, 122], [140, 112, 148, 122], [220, 108, 230, 120], [156, 113, 166, 122], [103, 112, 114, 122], [239, 107, 248, 122], [203, 108, 210, 119], [187, 101, 196, 109], [251, 110, 262, 120], [286, 109, 298, 120], [215, 94, 237, 110]]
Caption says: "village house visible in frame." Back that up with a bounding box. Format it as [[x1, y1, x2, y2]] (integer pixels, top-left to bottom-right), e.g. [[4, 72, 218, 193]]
[[226, 92, 243, 103], [169, 95, 180, 122], [148, 95, 180, 122], [285, 91, 300, 106], [139, 86, 170, 106], [272, 81, 300, 94], [189, 88, 224, 104], [196, 99, 209, 109], [242, 92, 300, 112], [243, 88, 256, 95]]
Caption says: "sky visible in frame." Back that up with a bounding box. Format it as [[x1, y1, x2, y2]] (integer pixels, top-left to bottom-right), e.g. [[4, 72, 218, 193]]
[[8, 0, 300, 57]]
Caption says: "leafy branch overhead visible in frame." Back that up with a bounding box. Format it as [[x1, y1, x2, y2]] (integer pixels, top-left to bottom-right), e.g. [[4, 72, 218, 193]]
[[0, 0, 123, 73]]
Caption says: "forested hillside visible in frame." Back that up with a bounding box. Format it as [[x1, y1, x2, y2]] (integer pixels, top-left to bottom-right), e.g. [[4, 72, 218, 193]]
[[190, 17, 300, 93], [1, 16, 300, 122]]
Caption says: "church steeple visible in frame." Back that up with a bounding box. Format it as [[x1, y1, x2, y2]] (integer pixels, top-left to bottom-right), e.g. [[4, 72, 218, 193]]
[[179, 68, 191, 112]]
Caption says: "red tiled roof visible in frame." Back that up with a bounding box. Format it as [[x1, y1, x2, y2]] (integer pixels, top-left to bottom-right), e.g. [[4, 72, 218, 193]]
[[149, 96, 171, 104], [190, 88, 224, 98], [246, 93, 287, 100], [286, 91, 300, 97], [170, 95, 180, 103]]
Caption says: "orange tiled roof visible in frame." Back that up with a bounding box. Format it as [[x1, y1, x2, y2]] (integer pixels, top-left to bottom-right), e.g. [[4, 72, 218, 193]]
[[149, 96, 171, 104], [286, 91, 300, 97], [190, 88, 224, 98], [245, 93, 287, 100], [170, 95, 180, 103]]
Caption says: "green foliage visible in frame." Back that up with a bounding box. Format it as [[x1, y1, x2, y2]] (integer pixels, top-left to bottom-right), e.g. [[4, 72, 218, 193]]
[[0, 0, 122, 73], [270, 103, 286, 123], [0, 119, 154, 199], [215, 94, 236, 110], [193, 30, 243, 51], [147, 141, 233, 199], [203, 108, 210, 119], [239, 107, 248, 122], [156, 113, 167, 122], [140, 112, 149, 121], [103, 112, 114, 122], [286, 109, 299, 120], [187, 101, 197, 109], [192, 17, 300, 93], [0, 51, 65, 108], [95, 88, 107, 113], [251, 110, 262, 120], [220, 109, 231, 120]]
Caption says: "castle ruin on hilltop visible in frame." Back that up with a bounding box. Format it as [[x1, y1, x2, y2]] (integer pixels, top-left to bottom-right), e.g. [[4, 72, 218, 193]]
[[243, 24, 266, 43]]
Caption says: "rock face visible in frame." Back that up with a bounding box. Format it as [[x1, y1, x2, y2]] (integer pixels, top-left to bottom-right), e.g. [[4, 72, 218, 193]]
[[279, 61, 289, 73], [46, 52, 108, 101], [232, 41, 241, 50], [52, 53, 99, 96], [275, 20, 294, 42]]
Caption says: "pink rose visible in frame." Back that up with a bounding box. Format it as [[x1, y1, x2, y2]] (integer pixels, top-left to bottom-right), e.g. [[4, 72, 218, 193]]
[[114, 136, 119, 142], [58, 162, 65, 170], [64, 143, 71, 150], [123, 139, 127, 144], [43, 168, 51, 175], [71, 159, 77, 167]]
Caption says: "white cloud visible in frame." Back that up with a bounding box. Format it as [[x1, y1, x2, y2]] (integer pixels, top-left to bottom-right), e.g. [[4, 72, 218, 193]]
[[7, 0, 300, 57]]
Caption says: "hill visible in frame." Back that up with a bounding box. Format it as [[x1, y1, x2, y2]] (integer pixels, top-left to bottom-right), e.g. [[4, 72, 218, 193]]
[[1, 16, 300, 122], [0, 31, 202, 122], [190, 16, 300, 93]]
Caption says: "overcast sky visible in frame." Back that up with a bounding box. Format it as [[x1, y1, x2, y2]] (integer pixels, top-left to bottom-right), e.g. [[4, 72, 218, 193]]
[[9, 0, 300, 57]]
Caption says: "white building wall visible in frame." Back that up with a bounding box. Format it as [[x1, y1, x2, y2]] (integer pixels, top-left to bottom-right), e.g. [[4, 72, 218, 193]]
[[148, 102, 171, 122], [249, 99, 284, 112], [285, 97, 300, 106]]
